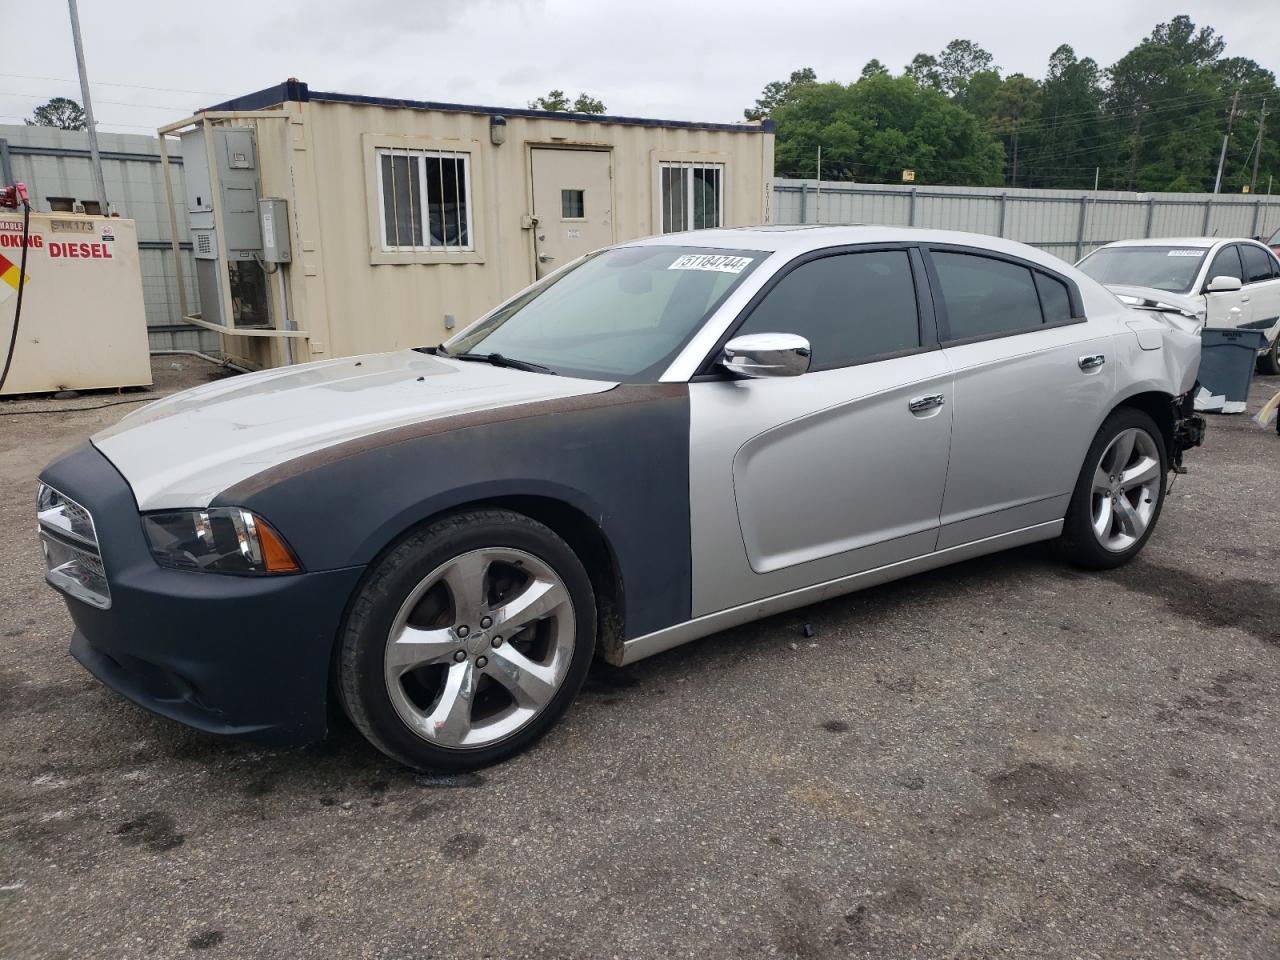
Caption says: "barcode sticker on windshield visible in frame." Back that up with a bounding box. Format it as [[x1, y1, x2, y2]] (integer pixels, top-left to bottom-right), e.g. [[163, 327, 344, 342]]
[[1167, 249, 1204, 257], [668, 254, 753, 274]]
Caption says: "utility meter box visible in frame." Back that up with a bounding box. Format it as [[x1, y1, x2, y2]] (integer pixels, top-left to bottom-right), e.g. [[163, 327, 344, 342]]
[[258, 198, 291, 263]]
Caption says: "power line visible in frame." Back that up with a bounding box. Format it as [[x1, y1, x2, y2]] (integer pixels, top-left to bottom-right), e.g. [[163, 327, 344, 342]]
[[0, 113, 160, 130], [0, 90, 197, 111], [0, 71, 232, 98], [984, 88, 1245, 135]]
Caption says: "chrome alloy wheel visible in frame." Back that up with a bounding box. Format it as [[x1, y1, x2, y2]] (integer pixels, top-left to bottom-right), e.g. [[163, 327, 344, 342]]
[[383, 547, 575, 749], [1090, 427, 1162, 553]]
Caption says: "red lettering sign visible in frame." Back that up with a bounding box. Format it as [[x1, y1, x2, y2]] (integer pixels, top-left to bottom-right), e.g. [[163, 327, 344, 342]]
[[0, 233, 42, 248], [48, 241, 112, 259]]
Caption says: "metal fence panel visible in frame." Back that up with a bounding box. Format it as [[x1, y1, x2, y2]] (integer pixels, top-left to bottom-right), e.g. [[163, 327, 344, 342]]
[[773, 178, 1280, 264], [0, 124, 216, 353]]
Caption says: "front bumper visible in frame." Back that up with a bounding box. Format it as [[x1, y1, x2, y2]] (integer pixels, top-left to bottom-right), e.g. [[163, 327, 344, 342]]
[[41, 443, 365, 745]]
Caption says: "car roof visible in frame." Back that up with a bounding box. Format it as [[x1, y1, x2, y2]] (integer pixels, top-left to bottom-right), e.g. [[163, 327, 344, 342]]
[[627, 224, 1074, 272], [1095, 236, 1270, 250]]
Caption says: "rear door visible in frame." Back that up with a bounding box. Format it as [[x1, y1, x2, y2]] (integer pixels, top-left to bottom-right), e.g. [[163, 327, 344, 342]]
[[1202, 244, 1253, 330], [530, 148, 613, 278], [686, 247, 953, 616], [1239, 242, 1280, 341], [926, 247, 1113, 548]]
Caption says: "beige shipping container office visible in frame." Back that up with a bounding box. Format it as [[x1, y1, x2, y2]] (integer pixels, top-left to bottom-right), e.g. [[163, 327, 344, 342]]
[[159, 80, 775, 369]]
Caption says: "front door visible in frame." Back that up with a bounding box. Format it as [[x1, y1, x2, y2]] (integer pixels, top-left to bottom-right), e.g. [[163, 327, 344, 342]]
[[1202, 244, 1253, 330], [686, 247, 953, 617], [530, 148, 613, 278]]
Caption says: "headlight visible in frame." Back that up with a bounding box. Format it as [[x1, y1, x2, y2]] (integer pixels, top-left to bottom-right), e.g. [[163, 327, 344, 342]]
[[142, 508, 301, 575]]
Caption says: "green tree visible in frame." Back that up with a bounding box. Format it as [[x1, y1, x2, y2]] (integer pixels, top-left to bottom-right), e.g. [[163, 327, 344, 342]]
[[26, 96, 85, 130], [937, 39, 995, 97], [903, 53, 942, 91], [572, 93, 606, 114], [528, 91, 606, 114], [1211, 57, 1278, 193], [1022, 45, 1106, 189], [990, 74, 1041, 185], [529, 90, 569, 111], [859, 59, 889, 80], [744, 67, 817, 120], [770, 74, 1005, 186], [1105, 16, 1227, 190]]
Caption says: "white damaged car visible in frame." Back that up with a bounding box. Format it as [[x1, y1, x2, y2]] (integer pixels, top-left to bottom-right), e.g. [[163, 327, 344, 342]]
[[1077, 236, 1280, 374]]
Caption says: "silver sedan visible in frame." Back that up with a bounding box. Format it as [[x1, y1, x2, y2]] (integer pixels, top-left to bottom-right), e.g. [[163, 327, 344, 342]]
[[37, 226, 1205, 770]]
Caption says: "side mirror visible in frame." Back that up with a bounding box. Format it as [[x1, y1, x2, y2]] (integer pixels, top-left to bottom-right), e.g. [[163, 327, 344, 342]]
[[721, 333, 811, 378], [1206, 275, 1243, 293]]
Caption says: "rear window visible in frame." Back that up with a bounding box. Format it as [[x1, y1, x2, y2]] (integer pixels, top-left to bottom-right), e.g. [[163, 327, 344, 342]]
[[1034, 272, 1074, 323], [1076, 245, 1208, 294], [1240, 243, 1276, 284], [932, 252, 1043, 340]]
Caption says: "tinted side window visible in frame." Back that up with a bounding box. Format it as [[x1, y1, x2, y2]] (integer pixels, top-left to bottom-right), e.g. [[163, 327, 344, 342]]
[[737, 251, 920, 371], [932, 252, 1043, 340], [1034, 272, 1073, 323], [1207, 245, 1244, 283], [1240, 243, 1274, 284]]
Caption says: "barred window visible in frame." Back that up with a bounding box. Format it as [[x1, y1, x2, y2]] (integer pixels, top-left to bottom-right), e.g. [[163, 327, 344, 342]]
[[660, 161, 723, 233], [377, 149, 472, 251]]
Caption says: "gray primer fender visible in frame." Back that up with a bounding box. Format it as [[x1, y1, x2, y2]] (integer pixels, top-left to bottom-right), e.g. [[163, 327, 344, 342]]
[[212, 383, 693, 642]]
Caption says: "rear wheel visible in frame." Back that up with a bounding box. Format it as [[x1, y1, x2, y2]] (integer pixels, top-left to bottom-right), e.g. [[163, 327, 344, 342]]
[[1258, 335, 1280, 376], [1057, 408, 1167, 569], [338, 509, 596, 771]]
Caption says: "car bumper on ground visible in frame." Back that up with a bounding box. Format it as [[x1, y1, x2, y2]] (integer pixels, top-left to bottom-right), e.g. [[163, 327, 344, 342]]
[[40, 443, 366, 745]]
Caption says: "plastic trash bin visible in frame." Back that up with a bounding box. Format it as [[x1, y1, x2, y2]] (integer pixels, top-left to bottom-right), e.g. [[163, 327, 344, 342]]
[[1194, 328, 1267, 414]]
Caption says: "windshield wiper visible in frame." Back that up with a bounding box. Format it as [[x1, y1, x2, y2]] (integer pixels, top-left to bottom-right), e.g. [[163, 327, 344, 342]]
[[450, 352, 557, 375]]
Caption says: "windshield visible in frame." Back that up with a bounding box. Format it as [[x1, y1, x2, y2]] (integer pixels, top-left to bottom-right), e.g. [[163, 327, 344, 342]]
[[1076, 245, 1208, 294], [445, 245, 766, 381]]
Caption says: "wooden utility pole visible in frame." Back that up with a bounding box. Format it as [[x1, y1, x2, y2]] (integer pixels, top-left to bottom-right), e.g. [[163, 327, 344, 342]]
[[1251, 99, 1267, 195], [1213, 89, 1241, 195]]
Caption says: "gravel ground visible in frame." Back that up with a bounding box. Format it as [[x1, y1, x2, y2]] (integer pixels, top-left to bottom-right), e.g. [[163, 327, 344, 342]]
[[1, 357, 1278, 960]]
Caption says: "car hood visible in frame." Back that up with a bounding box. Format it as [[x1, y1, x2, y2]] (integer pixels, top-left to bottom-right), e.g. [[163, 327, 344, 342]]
[[93, 351, 615, 511]]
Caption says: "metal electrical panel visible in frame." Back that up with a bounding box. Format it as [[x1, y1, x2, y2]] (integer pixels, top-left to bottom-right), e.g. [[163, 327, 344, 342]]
[[258, 198, 291, 263], [178, 124, 270, 328], [180, 125, 262, 261]]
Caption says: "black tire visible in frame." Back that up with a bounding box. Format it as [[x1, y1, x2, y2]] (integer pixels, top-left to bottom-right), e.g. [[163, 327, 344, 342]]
[[1057, 407, 1168, 570], [1258, 336, 1280, 376], [337, 508, 596, 771]]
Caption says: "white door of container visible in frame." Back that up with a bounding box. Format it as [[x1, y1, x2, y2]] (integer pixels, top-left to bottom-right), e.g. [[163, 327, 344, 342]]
[[530, 149, 613, 278]]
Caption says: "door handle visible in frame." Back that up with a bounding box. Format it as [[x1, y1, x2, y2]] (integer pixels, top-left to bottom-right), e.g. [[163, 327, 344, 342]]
[[908, 393, 945, 413], [1078, 354, 1106, 371], [1241, 296, 1251, 303], [538, 254, 556, 263]]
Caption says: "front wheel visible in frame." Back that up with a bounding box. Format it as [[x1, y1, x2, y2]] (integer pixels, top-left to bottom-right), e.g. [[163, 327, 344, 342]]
[[1057, 408, 1167, 569], [337, 509, 596, 771]]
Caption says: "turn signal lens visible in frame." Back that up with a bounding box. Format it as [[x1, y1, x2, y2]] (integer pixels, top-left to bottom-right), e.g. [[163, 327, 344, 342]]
[[142, 507, 303, 575], [257, 518, 301, 573]]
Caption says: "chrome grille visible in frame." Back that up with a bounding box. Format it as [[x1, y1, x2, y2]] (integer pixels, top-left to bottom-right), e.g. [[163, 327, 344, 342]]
[[37, 483, 111, 609]]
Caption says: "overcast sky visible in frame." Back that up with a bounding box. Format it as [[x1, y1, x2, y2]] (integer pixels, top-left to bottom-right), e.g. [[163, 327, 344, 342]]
[[3, 1, 1277, 134]]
